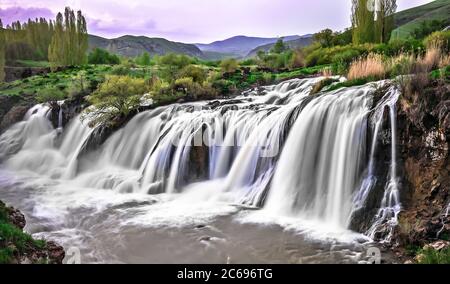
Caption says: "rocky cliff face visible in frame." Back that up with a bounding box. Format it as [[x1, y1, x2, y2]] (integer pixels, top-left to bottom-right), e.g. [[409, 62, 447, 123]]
[[393, 80, 450, 247], [0, 201, 65, 264]]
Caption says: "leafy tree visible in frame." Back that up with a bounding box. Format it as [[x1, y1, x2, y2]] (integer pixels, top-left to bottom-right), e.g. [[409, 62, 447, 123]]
[[412, 20, 447, 40], [36, 86, 66, 103], [314, 29, 335, 48], [158, 53, 192, 81], [0, 19, 5, 82], [220, 58, 239, 73], [375, 0, 397, 43], [48, 7, 88, 68], [178, 65, 207, 83], [352, 0, 375, 44], [85, 75, 150, 125], [271, 38, 287, 54], [88, 48, 120, 65], [136, 52, 151, 66]]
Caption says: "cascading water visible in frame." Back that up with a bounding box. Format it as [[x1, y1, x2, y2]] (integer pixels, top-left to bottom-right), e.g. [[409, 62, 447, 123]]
[[0, 77, 404, 262]]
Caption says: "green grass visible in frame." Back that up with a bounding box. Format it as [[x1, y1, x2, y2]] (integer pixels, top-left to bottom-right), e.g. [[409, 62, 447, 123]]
[[391, 0, 450, 40], [0, 65, 112, 98], [326, 78, 370, 92], [0, 202, 49, 264], [15, 60, 51, 68], [417, 247, 450, 264], [275, 65, 328, 81]]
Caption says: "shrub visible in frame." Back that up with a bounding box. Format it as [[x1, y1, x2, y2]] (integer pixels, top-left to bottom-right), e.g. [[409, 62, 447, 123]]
[[424, 31, 450, 52], [388, 53, 415, 77], [416, 247, 450, 264], [220, 58, 239, 73], [289, 49, 306, 69], [111, 64, 131, 76], [135, 52, 152, 66], [177, 65, 207, 83], [85, 75, 150, 125], [158, 53, 193, 69], [212, 79, 236, 95], [88, 48, 120, 65], [240, 58, 257, 66], [36, 86, 66, 103]]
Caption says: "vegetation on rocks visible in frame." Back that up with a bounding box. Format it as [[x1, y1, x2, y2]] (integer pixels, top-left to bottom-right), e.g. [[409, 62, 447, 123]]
[[0, 201, 64, 264]]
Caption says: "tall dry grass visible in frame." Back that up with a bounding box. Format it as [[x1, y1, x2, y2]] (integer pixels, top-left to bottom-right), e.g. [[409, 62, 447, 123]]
[[417, 46, 441, 73], [439, 54, 450, 68], [347, 53, 386, 81]]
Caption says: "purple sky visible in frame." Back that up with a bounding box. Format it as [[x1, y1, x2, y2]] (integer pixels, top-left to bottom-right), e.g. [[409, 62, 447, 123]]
[[0, 0, 433, 43]]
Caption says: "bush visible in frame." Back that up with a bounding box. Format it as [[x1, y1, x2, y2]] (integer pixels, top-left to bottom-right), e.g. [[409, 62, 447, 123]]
[[110, 64, 131, 76], [289, 49, 306, 69], [158, 53, 193, 69], [36, 86, 66, 103], [424, 31, 450, 53], [416, 247, 450, 264], [220, 58, 239, 73], [85, 75, 150, 125], [88, 48, 120, 65], [135, 52, 152, 66], [212, 79, 236, 95], [177, 65, 207, 83]]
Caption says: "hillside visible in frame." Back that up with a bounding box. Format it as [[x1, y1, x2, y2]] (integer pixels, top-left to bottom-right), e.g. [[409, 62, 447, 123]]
[[246, 35, 313, 58], [391, 0, 450, 39], [196, 35, 301, 58], [88, 35, 204, 58]]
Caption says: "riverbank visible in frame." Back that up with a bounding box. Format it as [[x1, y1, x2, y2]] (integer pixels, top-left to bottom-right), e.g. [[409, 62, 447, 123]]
[[0, 200, 65, 264]]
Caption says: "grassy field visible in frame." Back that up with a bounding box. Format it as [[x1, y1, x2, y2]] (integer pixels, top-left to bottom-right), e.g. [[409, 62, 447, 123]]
[[391, 0, 450, 40]]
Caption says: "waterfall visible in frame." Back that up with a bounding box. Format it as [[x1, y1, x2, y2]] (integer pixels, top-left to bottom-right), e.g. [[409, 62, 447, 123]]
[[0, 77, 403, 240]]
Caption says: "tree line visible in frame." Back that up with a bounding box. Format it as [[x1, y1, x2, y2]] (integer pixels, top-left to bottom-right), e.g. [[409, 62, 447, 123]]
[[352, 0, 397, 44], [0, 7, 88, 82]]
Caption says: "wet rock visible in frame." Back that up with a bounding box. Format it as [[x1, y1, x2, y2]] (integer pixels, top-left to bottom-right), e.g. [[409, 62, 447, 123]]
[[0, 200, 65, 264], [423, 240, 450, 252]]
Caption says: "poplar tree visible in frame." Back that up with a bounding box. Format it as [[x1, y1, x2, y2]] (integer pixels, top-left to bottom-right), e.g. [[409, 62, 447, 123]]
[[351, 0, 376, 44], [48, 7, 88, 68], [375, 0, 397, 43], [0, 19, 5, 83], [76, 11, 88, 65], [49, 13, 65, 70]]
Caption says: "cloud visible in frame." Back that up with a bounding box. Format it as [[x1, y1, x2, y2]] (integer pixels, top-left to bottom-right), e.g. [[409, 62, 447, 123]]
[[0, 6, 54, 25]]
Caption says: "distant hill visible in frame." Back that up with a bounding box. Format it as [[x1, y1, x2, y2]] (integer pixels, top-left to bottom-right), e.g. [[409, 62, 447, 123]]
[[88, 35, 204, 58], [391, 0, 450, 39], [196, 35, 301, 58], [246, 35, 313, 58]]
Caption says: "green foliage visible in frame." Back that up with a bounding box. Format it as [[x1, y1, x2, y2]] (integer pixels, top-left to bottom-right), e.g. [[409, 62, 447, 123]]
[[411, 20, 447, 40], [0, 19, 5, 83], [85, 75, 150, 125], [352, 0, 376, 44], [88, 48, 120, 65], [326, 78, 370, 92], [220, 58, 239, 73], [0, 202, 50, 264], [178, 65, 207, 83], [271, 38, 287, 54], [157, 53, 193, 81], [135, 52, 152, 66], [240, 58, 258, 66], [36, 86, 66, 103], [49, 7, 88, 68], [424, 31, 450, 52], [314, 29, 335, 48], [111, 65, 130, 76], [417, 247, 450, 264]]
